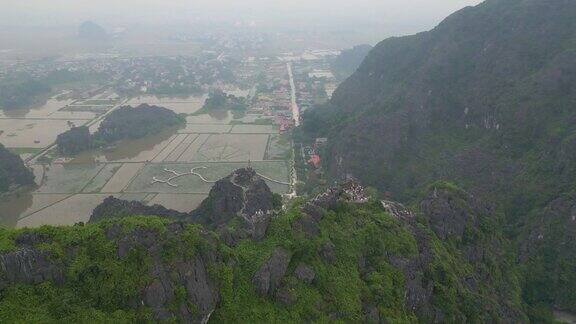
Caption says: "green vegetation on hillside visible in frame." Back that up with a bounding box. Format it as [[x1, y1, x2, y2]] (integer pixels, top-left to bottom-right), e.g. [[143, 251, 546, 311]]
[[299, 0, 576, 319], [54, 104, 185, 156], [0, 218, 162, 322], [0, 190, 526, 322], [211, 201, 418, 322], [92, 104, 185, 146], [331, 44, 373, 80]]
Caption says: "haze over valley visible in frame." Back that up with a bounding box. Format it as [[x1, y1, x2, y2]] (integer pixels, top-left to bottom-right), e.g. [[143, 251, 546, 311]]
[[0, 0, 575, 323]]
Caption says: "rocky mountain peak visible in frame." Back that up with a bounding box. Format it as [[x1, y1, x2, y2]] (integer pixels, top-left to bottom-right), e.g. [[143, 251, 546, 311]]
[[90, 168, 279, 246], [191, 167, 276, 227]]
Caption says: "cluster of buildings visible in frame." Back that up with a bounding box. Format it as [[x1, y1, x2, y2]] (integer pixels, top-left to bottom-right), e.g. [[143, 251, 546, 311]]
[[236, 58, 296, 132], [113, 55, 237, 95], [1, 53, 240, 98], [302, 137, 327, 170], [290, 55, 340, 112]]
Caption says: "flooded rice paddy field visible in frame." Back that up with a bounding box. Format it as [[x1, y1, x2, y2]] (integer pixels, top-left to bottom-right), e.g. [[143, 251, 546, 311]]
[[0, 97, 75, 119], [0, 118, 91, 148], [0, 93, 124, 149], [0, 96, 293, 229]]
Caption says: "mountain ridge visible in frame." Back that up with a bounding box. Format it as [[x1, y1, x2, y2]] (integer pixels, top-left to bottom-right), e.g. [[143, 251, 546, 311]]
[[0, 170, 527, 322], [299, 0, 576, 318]]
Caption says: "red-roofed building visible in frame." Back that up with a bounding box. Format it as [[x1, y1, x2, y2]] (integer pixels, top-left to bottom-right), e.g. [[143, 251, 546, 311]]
[[308, 154, 321, 168]]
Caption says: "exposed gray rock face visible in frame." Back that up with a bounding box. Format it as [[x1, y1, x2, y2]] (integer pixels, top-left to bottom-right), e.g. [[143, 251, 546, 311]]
[[294, 263, 315, 284], [182, 257, 220, 318], [387, 226, 435, 320], [420, 186, 487, 241], [381, 200, 415, 221], [0, 248, 64, 289], [387, 185, 523, 322], [192, 168, 275, 227], [520, 194, 576, 262], [190, 168, 276, 245], [319, 242, 336, 264], [363, 305, 380, 323], [1, 223, 220, 323], [252, 248, 291, 296], [369, 200, 434, 316], [107, 222, 220, 323], [216, 226, 250, 247], [292, 213, 321, 238], [192, 179, 244, 227], [275, 286, 296, 305], [518, 194, 576, 312]]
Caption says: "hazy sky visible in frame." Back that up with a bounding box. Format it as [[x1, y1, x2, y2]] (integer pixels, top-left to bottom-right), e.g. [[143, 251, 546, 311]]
[[2, 0, 483, 33]]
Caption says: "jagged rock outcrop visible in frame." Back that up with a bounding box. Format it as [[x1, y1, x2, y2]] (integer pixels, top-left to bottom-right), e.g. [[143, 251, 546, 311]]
[[0, 233, 63, 290], [387, 225, 436, 320], [0, 222, 220, 323], [401, 183, 524, 321], [90, 196, 187, 223], [190, 168, 276, 245], [0, 248, 64, 290], [56, 126, 92, 156], [420, 183, 487, 241], [0, 144, 35, 193], [294, 263, 315, 284], [91, 168, 278, 246], [360, 197, 438, 320], [252, 248, 291, 297], [107, 223, 220, 322], [0, 175, 529, 322], [381, 200, 415, 221], [191, 168, 275, 227]]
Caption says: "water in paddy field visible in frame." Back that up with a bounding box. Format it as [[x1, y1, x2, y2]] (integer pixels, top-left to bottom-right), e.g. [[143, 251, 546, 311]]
[[0, 109, 290, 229], [0, 97, 74, 118], [0, 76, 292, 229], [127, 94, 208, 115]]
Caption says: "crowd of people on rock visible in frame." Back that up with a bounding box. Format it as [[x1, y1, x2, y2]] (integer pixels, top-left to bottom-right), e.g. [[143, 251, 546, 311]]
[[309, 180, 369, 207], [340, 181, 369, 203]]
